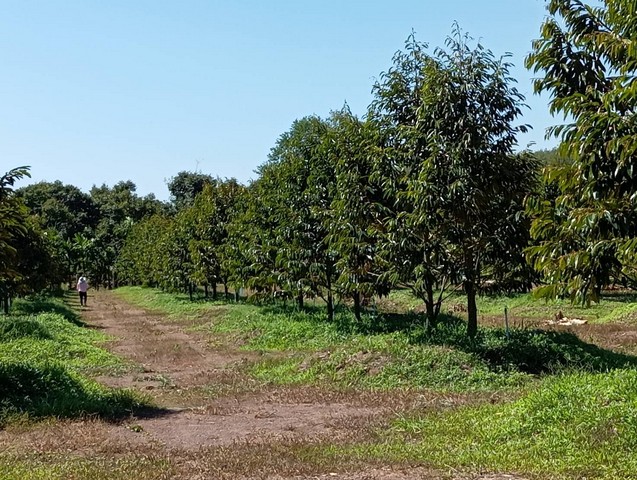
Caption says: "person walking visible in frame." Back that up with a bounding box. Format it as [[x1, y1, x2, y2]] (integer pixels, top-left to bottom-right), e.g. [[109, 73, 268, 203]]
[[77, 276, 89, 306]]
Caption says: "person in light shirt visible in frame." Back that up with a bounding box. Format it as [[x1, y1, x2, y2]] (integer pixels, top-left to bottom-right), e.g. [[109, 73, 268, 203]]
[[76, 276, 89, 306]]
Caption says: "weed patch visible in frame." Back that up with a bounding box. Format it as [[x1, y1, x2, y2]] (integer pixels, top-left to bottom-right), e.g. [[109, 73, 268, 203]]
[[366, 369, 637, 479], [0, 362, 143, 425], [0, 454, 173, 480]]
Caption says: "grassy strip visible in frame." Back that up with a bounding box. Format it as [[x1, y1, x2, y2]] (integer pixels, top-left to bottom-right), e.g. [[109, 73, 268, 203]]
[[386, 289, 637, 323], [0, 454, 173, 480], [349, 369, 637, 479], [114, 286, 229, 322], [0, 312, 124, 375], [0, 295, 147, 426]]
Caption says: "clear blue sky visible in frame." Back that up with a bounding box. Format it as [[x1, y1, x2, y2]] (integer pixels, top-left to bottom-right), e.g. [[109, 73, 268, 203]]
[[1, 0, 556, 200]]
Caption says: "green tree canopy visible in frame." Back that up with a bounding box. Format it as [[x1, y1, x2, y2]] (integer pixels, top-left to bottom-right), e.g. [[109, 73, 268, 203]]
[[370, 30, 537, 336], [167, 171, 214, 211], [526, 0, 637, 303]]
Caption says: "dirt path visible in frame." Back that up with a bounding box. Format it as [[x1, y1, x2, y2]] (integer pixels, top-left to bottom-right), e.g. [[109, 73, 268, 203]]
[[0, 290, 528, 479], [82, 290, 393, 450]]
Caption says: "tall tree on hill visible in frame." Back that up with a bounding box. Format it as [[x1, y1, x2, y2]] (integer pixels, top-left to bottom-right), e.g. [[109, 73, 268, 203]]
[[526, 0, 637, 303]]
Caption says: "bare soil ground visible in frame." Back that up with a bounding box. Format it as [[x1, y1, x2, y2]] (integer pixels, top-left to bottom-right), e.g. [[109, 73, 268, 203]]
[[0, 290, 527, 479]]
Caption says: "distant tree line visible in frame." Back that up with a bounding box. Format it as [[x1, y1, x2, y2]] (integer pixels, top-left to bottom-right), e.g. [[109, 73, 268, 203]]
[[3, 1, 636, 338]]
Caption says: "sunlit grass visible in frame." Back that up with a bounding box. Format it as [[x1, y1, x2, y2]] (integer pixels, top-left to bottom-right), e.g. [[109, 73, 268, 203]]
[[0, 454, 173, 480], [114, 286, 229, 323], [0, 313, 124, 375], [116, 286, 637, 394], [384, 288, 637, 324], [348, 369, 637, 479]]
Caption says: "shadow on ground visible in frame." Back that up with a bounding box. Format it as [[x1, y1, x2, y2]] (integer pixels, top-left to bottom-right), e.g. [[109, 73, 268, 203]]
[[10, 292, 85, 326], [254, 301, 637, 376], [0, 362, 174, 426]]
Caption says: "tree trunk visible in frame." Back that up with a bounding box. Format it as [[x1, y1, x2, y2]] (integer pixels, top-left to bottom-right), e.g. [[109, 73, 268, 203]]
[[212, 284, 217, 300], [297, 292, 304, 309], [224, 283, 229, 299], [466, 280, 478, 338], [424, 282, 437, 332], [327, 291, 334, 322], [204, 284, 209, 298], [326, 260, 335, 322], [353, 290, 361, 322]]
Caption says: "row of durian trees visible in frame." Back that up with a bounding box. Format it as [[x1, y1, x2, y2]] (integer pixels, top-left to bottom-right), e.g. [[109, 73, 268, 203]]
[[116, 31, 540, 338], [118, 0, 637, 337]]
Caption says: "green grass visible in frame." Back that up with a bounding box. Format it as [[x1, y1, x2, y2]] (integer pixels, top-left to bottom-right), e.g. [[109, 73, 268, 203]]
[[0, 295, 148, 426], [0, 313, 125, 375], [249, 339, 526, 391], [352, 369, 637, 479], [0, 455, 173, 480], [384, 288, 637, 324], [114, 286, 229, 322]]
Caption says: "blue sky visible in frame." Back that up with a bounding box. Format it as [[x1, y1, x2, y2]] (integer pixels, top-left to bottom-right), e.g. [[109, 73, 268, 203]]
[[1, 0, 556, 200]]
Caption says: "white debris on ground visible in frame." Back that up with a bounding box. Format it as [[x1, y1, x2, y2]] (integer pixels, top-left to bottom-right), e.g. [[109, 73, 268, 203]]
[[546, 311, 588, 326]]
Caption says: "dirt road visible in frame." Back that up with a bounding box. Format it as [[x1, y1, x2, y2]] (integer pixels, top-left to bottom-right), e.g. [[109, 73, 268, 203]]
[[0, 290, 527, 479]]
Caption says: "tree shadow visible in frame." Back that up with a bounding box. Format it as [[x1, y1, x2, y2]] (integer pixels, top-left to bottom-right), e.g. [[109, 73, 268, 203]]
[[0, 317, 53, 341], [11, 293, 85, 326], [599, 290, 637, 304], [332, 307, 637, 375], [214, 297, 637, 376], [409, 319, 637, 374], [0, 362, 174, 426], [338, 311, 461, 335]]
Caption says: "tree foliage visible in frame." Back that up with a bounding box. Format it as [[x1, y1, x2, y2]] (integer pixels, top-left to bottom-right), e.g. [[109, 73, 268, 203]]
[[526, 0, 637, 303], [0, 167, 63, 310], [369, 31, 537, 336], [167, 171, 214, 211]]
